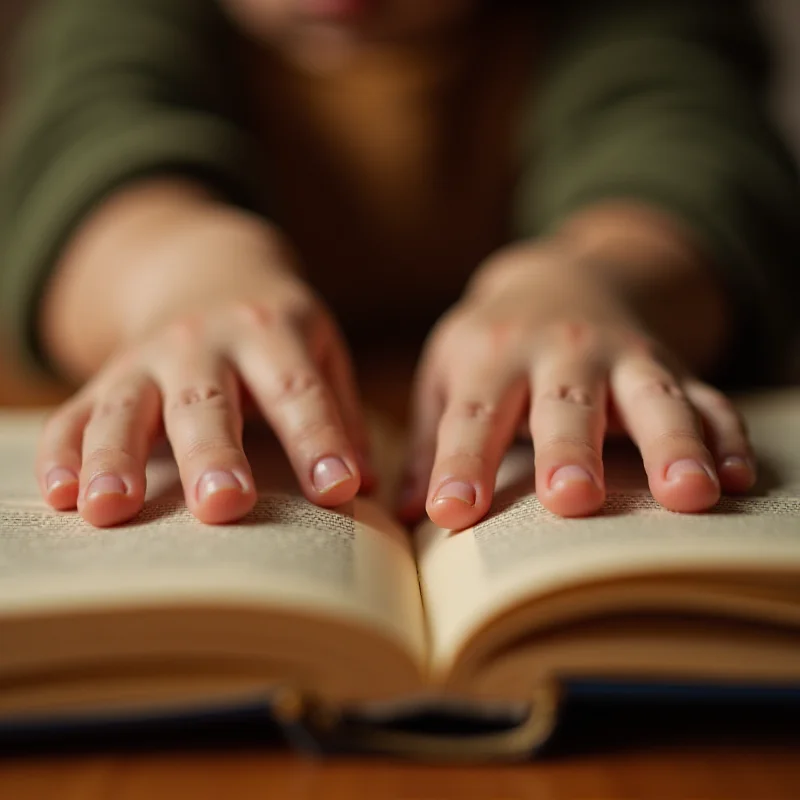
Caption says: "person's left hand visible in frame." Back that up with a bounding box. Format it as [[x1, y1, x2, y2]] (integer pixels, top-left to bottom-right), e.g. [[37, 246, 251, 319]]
[[397, 246, 756, 530]]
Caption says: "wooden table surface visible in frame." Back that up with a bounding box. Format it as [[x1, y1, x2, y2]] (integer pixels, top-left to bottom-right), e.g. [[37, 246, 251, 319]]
[[2, 740, 800, 800]]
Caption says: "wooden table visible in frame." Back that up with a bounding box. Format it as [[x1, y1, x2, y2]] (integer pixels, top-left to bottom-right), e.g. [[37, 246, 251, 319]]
[[2, 739, 799, 800], [0, 675, 798, 798]]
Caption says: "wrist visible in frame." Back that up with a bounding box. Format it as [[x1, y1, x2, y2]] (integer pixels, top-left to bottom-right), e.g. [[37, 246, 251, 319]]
[[474, 203, 732, 374], [41, 179, 299, 379], [116, 210, 300, 345]]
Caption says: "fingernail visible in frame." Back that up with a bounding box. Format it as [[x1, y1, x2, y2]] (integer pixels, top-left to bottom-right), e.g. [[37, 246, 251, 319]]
[[550, 465, 594, 491], [313, 457, 353, 494], [198, 470, 245, 503], [433, 481, 476, 507], [86, 474, 128, 500], [666, 459, 716, 484], [46, 467, 78, 494], [722, 455, 755, 474]]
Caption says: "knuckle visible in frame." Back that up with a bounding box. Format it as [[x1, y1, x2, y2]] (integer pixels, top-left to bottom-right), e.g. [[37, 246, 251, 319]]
[[634, 378, 686, 403], [292, 417, 342, 449], [542, 385, 595, 408], [550, 320, 595, 347], [181, 437, 242, 463], [237, 294, 317, 334], [441, 314, 524, 360], [651, 429, 704, 449], [538, 434, 601, 458], [232, 301, 274, 329], [621, 332, 660, 359], [478, 320, 526, 359], [439, 450, 488, 474], [283, 293, 317, 328], [451, 400, 499, 424], [545, 320, 604, 356], [267, 371, 324, 406], [84, 445, 139, 469], [165, 316, 204, 345], [168, 385, 229, 412], [93, 394, 140, 420]]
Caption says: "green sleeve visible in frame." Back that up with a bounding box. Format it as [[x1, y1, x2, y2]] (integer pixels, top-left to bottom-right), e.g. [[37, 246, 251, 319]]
[[513, 0, 800, 384], [0, 0, 263, 373]]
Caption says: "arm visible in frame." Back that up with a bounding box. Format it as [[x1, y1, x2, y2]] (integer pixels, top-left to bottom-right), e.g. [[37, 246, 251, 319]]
[[513, 0, 800, 383], [0, 0, 265, 378], [480, 202, 731, 376], [0, 0, 371, 528], [401, 0, 800, 529], [40, 179, 295, 382]]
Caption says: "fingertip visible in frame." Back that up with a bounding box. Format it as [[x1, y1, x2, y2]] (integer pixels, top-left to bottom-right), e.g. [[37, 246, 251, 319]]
[[425, 498, 480, 531], [196, 490, 257, 524], [78, 473, 146, 528], [540, 483, 605, 518], [426, 480, 487, 531], [193, 469, 257, 524], [312, 480, 361, 508], [718, 456, 757, 494], [43, 467, 79, 511], [309, 455, 361, 506], [79, 491, 144, 528], [537, 464, 605, 518], [652, 460, 721, 513], [47, 484, 80, 512]]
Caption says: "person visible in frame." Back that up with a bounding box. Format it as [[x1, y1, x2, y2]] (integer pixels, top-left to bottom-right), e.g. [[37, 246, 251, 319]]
[[0, 0, 798, 530]]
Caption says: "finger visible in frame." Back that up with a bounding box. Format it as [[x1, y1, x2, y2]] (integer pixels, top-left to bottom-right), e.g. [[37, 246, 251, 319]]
[[611, 356, 720, 512], [157, 354, 256, 525], [530, 355, 607, 518], [78, 377, 161, 527], [36, 396, 92, 511], [397, 349, 445, 524], [233, 329, 360, 507], [321, 328, 377, 493], [426, 367, 528, 531], [684, 381, 756, 493]]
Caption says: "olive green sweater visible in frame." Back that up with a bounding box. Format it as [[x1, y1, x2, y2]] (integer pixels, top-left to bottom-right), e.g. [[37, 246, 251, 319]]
[[1, 0, 798, 382]]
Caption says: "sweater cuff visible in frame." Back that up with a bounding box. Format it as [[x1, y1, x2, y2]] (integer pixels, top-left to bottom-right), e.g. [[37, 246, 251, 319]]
[[1, 112, 262, 377]]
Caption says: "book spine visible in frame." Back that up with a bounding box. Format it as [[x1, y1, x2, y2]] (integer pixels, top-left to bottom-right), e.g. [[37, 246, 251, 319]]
[[273, 681, 562, 761]]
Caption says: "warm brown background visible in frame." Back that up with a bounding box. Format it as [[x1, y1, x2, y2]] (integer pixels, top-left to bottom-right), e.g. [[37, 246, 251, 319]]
[[1, 2, 799, 797], [1, 0, 800, 407]]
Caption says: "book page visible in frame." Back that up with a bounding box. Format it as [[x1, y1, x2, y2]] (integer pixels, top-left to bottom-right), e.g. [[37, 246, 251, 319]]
[[415, 390, 800, 675], [0, 414, 426, 675]]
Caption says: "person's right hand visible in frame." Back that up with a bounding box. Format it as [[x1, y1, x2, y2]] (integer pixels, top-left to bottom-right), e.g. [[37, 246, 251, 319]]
[[36, 269, 372, 528]]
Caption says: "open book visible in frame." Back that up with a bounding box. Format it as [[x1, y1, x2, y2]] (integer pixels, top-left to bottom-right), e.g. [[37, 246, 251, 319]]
[[1, 391, 799, 758]]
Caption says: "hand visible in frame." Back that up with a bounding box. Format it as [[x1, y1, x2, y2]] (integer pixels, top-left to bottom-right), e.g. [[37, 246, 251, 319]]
[[37, 272, 372, 527], [398, 249, 755, 530]]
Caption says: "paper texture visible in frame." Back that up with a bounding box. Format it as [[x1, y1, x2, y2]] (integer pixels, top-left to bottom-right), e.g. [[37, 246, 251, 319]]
[[0, 415, 426, 667], [416, 391, 800, 670]]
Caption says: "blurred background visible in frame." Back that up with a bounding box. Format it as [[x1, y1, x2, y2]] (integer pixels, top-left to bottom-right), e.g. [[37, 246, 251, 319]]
[[1, 0, 799, 406]]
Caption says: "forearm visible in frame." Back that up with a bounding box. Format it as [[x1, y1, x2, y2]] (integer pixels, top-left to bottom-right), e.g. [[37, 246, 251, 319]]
[[477, 202, 731, 374], [40, 179, 296, 381]]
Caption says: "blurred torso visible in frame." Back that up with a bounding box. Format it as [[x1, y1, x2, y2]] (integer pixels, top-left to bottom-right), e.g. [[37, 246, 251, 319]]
[[240, 2, 539, 341]]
